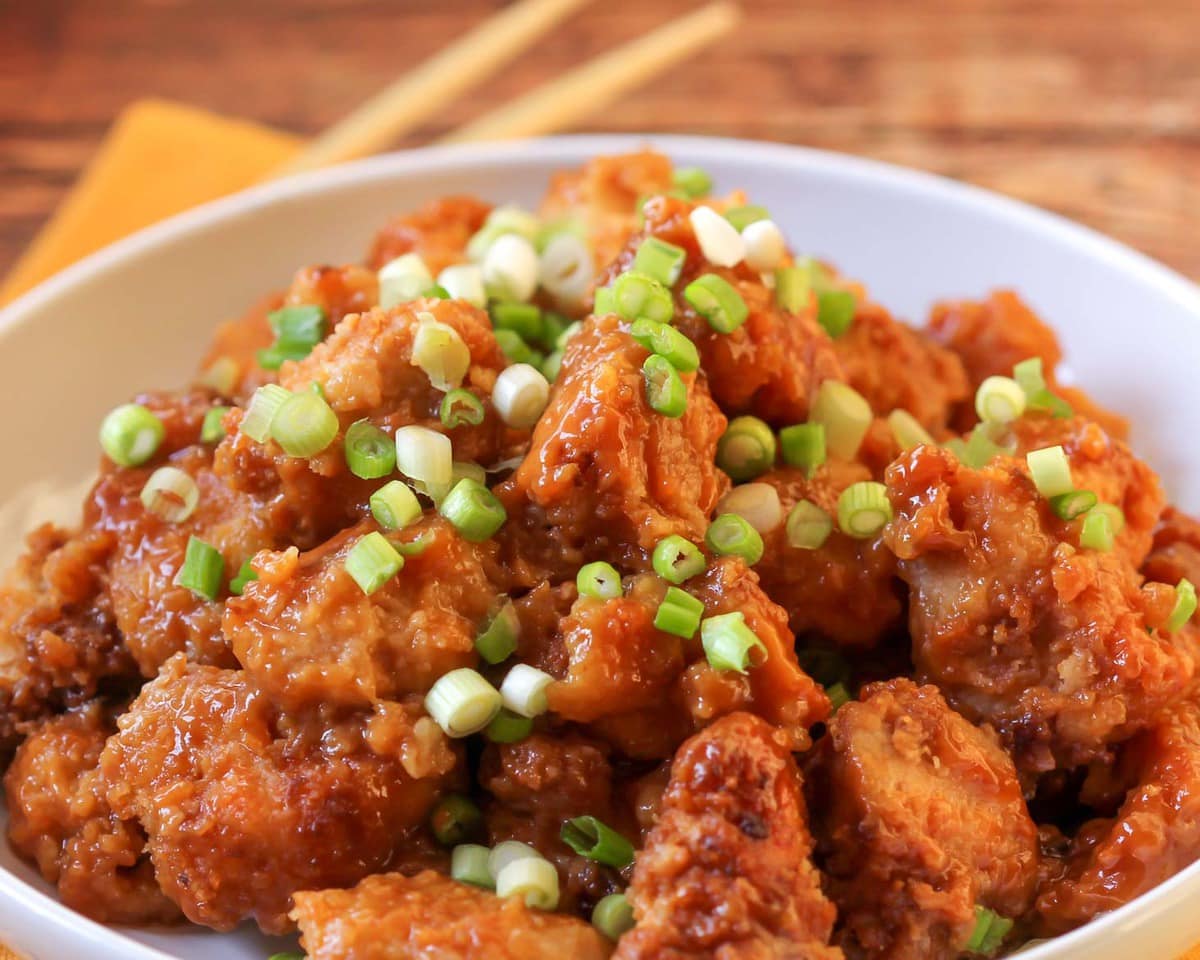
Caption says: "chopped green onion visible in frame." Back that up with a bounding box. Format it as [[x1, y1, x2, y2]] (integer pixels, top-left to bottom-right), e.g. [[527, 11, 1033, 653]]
[[539, 233, 593, 306], [469, 205, 540, 261], [561, 816, 635, 869], [780, 422, 826, 475], [268, 954, 305, 960], [1050, 489, 1098, 521], [343, 420, 396, 479], [1079, 509, 1114, 552], [683, 273, 748, 333], [556, 320, 583, 350], [476, 601, 520, 664], [613, 270, 674, 323], [774, 265, 811, 313], [975, 375, 1027, 425], [787, 500, 833, 550], [437, 263, 487, 308], [577, 561, 623, 599], [541, 311, 570, 347], [701, 611, 767, 673], [270, 390, 339, 458], [175, 536, 224, 601], [500, 663, 554, 718], [494, 328, 542, 367], [629, 318, 700, 372], [1027, 388, 1074, 418], [723, 204, 769, 232], [634, 237, 688, 287], [652, 535, 706, 584], [451, 844, 494, 889], [395, 425, 453, 490], [140, 466, 200, 523], [379, 253, 434, 307], [495, 855, 559, 911], [201, 406, 230, 444], [1026, 445, 1073, 499], [430, 793, 483, 847], [654, 586, 704, 638], [488, 840, 541, 881], [257, 304, 328, 369], [438, 478, 506, 542], [1165, 579, 1198, 633], [198, 356, 239, 395], [344, 531, 404, 594], [541, 349, 564, 382], [965, 906, 1013, 956], [412, 314, 471, 391], [239, 384, 290, 443], [491, 302, 544, 342], [486, 707, 534, 743], [816, 290, 856, 338], [837, 481, 893, 538], [810, 381, 872, 460], [424, 667, 502, 737], [672, 166, 712, 198], [1089, 502, 1126, 534], [716, 482, 783, 534], [493, 363, 551, 429], [826, 682, 851, 713], [592, 892, 635, 940], [427, 284, 451, 299], [887, 409, 933, 450], [99, 403, 165, 467], [706, 513, 765, 565], [962, 423, 1014, 468], [593, 286, 616, 315], [369, 480, 422, 531], [1013, 357, 1047, 396], [229, 558, 258, 596], [716, 415, 777, 481], [394, 530, 434, 556], [483, 233, 540, 302], [642, 355, 687, 418]]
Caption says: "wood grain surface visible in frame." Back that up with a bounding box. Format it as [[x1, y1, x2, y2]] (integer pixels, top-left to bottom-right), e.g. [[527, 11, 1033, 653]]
[[1, 0, 1198, 280]]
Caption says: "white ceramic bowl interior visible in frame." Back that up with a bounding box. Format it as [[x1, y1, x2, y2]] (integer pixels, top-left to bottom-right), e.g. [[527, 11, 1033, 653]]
[[0, 135, 1197, 960]]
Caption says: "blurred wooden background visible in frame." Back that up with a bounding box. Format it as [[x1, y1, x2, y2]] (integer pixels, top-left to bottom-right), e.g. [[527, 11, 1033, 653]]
[[1, 0, 1198, 279]]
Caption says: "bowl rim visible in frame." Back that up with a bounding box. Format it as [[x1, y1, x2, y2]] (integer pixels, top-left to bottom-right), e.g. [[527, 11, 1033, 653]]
[[1, 132, 1198, 960]]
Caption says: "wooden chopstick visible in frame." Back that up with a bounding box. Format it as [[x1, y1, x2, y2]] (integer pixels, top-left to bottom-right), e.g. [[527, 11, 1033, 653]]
[[440, 2, 741, 144], [272, 0, 593, 177]]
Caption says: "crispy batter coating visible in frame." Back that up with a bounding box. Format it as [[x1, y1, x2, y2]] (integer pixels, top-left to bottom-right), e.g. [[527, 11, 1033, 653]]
[[292, 870, 612, 960], [811, 679, 1038, 959], [833, 300, 969, 434], [600, 194, 845, 426], [926, 290, 1127, 437], [100, 657, 457, 933], [884, 444, 1193, 773], [615, 712, 839, 960], [1036, 700, 1200, 933], [1143, 506, 1200, 586], [755, 464, 903, 648], [367, 195, 492, 274], [4, 702, 181, 924], [496, 313, 728, 584], [224, 517, 496, 710]]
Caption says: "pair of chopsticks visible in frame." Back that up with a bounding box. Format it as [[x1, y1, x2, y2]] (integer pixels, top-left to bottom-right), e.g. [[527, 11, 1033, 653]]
[[273, 0, 740, 178]]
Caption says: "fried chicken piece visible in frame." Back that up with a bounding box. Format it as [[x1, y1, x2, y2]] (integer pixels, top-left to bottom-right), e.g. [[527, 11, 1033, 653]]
[[367, 195, 493, 274], [100, 657, 456, 933], [541, 150, 675, 271], [481, 734, 630, 911], [224, 517, 496, 710], [926, 290, 1127, 437], [1036, 699, 1200, 933], [599, 195, 845, 426], [1143, 506, 1200, 586], [200, 292, 281, 403], [4, 702, 181, 924], [292, 870, 612, 960], [615, 712, 839, 960], [884, 444, 1194, 773], [810, 679, 1038, 959], [755, 463, 903, 648], [496, 313, 728, 585], [833, 300, 969, 434]]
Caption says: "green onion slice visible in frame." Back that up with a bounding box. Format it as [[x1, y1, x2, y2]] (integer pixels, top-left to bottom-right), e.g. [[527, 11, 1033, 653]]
[[629, 318, 700, 372], [379, 253, 434, 307], [1026, 445, 1074, 499], [975, 375, 1027, 425], [201, 406, 230, 444], [642, 355, 687, 418], [239, 384, 291, 443], [451, 844, 494, 889], [716, 482, 784, 535], [140, 466, 200, 523], [701, 611, 767, 673], [816, 289, 856, 338], [965, 906, 1013, 956], [99, 403, 165, 467], [592, 892, 635, 940], [887, 409, 933, 450], [257, 304, 327, 370], [1165, 579, 1198, 633], [494, 328, 543, 367], [1049, 489, 1097, 521], [395, 425, 453, 490], [780, 422, 826, 475], [491, 301, 545, 342], [716, 415, 777, 481], [634, 237, 688, 287], [723, 204, 769, 231], [439, 387, 487, 429], [495, 855, 559, 911], [837, 481, 893, 539], [672, 166, 712, 198], [175, 536, 224, 601], [413, 314, 471, 392], [439, 478, 507, 542], [488, 840, 541, 881], [370, 479, 422, 531], [430, 793, 483, 847], [424, 667, 502, 737], [613, 270, 675, 324], [561, 816, 635, 869], [705, 513, 765, 565], [476, 601, 520, 664], [810, 381, 872, 460], [577, 561, 623, 599], [774, 265, 811, 314], [198, 356, 240, 395], [1079, 509, 1114, 552], [229, 558, 258, 596], [270, 390, 339, 458], [826, 681, 852, 713], [654, 586, 704, 639], [485, 707, 534, 743], [499, 663, 554, 718], [344, 531, 404, 595], [1089, 502, 1126, 535], [652, 535, 707, 584], [787, 500, 833, 550], [1013, 357, 1047, 396], [593, 286, 616, 315], [344, 420, 396, 479], [683, 273, 748, 334], [493, 363, 551, 429]]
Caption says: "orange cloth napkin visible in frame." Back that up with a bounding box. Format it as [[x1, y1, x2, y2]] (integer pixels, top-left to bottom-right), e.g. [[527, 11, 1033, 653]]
[[2, 99, 1200, 960]]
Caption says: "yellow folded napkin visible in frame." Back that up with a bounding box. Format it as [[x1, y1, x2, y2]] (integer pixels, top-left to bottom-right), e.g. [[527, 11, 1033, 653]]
[[0, 98, 301, 305]]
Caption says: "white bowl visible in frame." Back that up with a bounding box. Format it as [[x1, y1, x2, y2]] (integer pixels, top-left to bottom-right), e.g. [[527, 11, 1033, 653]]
[[1, 134, 1198, 960]]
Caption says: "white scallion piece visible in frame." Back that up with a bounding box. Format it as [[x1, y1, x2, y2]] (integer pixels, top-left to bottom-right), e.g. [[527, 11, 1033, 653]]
[[689, 206, 745, 267], [492, 363, 550, 429], [423, 668, 502, 738], [715, 482, 784, 534], [411, 312, 471, 391], [379, 253, 434, 308], [436, 264, 487, 308], [140, 466, 200, 523], [741, 219, 787, 272], [499, 663, 554, 718], [483, 233, 539, 303], [495, 855, 559, 911], [394, 425, 453, 490], [539, 233, 594, 308]]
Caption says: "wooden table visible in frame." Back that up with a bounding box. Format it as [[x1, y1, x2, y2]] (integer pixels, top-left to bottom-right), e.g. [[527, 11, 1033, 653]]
[[1, 0, 1198, 280]]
